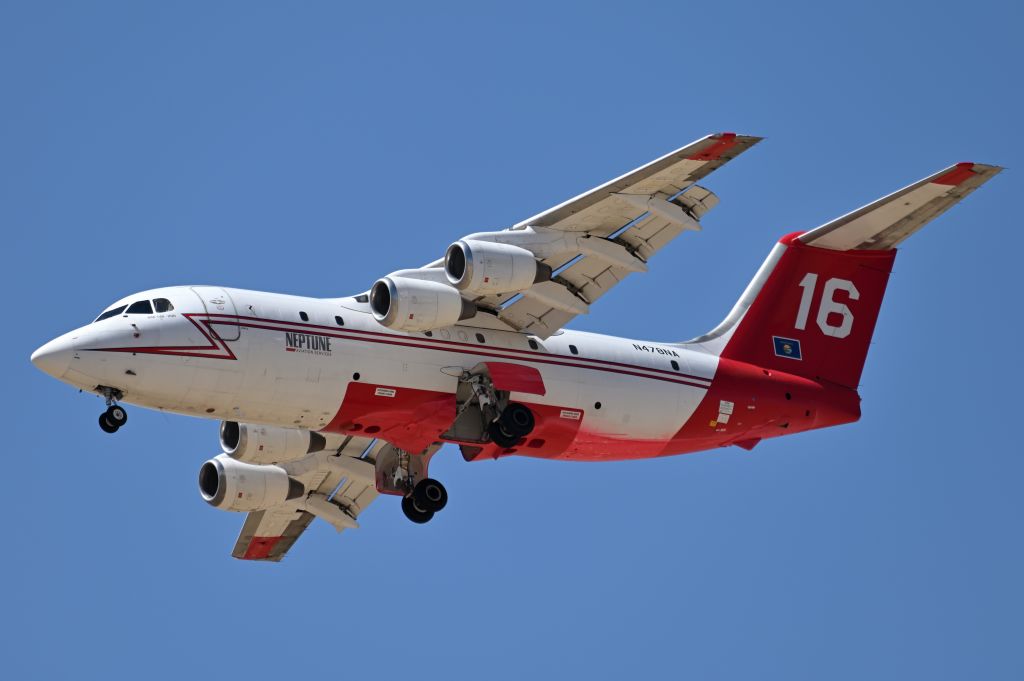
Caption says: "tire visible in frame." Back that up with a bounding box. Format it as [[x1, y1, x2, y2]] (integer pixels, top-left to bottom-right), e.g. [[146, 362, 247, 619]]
[[99, 414, 118, 433], [413, 478, 448, 513], [488, 421, 520, 448], [401, 495, 434, 524], [105, 405, 128, 427], [500, 403, 535, 437]]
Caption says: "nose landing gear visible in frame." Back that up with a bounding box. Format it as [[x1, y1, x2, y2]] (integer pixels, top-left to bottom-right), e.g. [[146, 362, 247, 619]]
[[97, 387, 127, 434]]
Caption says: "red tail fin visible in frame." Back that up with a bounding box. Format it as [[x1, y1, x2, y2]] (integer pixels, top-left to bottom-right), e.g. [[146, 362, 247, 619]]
[[719, 234, 895, 389], [694, 161, 1000, 389]]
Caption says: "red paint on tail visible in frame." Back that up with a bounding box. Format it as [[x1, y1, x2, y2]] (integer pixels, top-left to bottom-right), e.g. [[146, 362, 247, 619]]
[[721, 237, 896, 390]]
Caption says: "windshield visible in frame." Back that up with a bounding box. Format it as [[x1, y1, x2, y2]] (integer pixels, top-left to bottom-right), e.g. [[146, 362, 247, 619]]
[[94, 305, 127, 322], [94, 297, 176, 323]]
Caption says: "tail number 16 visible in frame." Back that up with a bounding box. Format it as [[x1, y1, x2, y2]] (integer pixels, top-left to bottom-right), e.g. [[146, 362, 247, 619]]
[[795, 273, 859, 338]]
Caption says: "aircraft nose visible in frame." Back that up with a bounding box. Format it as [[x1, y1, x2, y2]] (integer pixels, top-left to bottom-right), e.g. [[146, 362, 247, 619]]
[[31, 337, 74, 379]]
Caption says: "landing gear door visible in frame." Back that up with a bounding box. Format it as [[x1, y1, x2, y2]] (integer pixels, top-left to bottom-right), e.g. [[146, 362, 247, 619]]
[[191, 286, 240, 341]]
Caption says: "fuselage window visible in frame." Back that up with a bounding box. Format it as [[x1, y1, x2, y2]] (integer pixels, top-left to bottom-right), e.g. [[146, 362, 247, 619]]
[[671, 360, 680, 371], [528, 339, 539, 350], [153, 298, 174, 313], [475, 333, 486, 343], [299, 311, 309, 322], [335, 315, 344, 326], [94, 305, 127, 322], [569, 344, 579, 355], [126, 300, 153, 315]]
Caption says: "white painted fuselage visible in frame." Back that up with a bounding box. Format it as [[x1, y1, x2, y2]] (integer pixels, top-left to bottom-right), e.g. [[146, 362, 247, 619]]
[[33, 285, 729, 461]]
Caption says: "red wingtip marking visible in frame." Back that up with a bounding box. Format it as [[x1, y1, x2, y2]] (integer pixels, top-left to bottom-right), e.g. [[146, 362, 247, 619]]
[[933, 162, 976, 186], [688, 132, 739, 161], [242, 536, 284, 560], [779, 231, 807, 245]]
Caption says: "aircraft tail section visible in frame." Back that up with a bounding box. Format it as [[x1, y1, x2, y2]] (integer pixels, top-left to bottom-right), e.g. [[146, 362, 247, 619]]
[[689, 161, 1001, 389], [716, 236, 895, 389]]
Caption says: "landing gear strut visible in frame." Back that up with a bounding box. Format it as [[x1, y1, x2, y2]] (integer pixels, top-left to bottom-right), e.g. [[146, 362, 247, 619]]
[[451, 370, 537, 449], [375, 443, 450, 525], [98, 387, 126, 434]]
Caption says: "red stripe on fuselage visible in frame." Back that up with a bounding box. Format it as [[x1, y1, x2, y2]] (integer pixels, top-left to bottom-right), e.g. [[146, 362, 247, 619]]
[[90, 313, 714, 389], [84, 314, 237, 360]]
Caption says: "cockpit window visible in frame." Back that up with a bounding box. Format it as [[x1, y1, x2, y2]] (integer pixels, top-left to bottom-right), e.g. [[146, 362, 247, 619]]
[[153, 298, 174, 313], [126, 300, 153, 315], [94, 305, 127, 322]]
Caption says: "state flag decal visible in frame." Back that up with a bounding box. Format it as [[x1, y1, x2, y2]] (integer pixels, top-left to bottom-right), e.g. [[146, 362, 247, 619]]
[[772, 336, 802, 360]]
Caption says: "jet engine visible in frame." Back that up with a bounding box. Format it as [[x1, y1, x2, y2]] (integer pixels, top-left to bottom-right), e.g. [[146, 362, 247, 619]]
[[444, 239, 551, 295], [220, 421, 327, 465], [370, 274, 477, 332], [198, 454, 305, 512]]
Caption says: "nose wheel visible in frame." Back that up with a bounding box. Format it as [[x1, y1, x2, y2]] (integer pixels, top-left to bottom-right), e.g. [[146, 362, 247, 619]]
[[97, 387, 128, 433], [401, 478, 448, 524], [99, 405, 128, 433]]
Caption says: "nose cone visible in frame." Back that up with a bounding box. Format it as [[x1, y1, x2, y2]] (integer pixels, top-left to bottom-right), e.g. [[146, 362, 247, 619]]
[[31, 337, 74, 379]]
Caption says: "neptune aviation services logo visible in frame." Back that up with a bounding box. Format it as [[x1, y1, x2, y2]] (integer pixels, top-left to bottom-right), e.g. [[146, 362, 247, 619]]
[[285, 331, 332, 356], [772, 336, 802, 360]]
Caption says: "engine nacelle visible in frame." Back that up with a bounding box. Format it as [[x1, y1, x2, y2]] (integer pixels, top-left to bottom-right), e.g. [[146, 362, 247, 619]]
[[220, 421, 326, 465], [198, 454, 305, 512], [444, 239, 550, 295], [370, 275, 477, 332]]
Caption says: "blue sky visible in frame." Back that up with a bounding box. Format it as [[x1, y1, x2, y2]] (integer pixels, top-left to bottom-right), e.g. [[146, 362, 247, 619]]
[[3, 1, 1021, 679]]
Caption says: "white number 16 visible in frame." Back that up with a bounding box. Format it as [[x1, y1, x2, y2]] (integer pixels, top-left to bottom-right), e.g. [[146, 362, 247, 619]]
[[795, 273, 859, 338]]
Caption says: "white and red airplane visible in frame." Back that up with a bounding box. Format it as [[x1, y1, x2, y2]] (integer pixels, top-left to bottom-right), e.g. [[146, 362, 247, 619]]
[[31, 133, 1000, 561]]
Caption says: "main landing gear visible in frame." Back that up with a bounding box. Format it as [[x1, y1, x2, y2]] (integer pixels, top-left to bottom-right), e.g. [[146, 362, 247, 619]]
[[97, 387, 127, 434], [488, 402, 535, 448], [375, 442, 450, 525], [401, 478, 449, 524]]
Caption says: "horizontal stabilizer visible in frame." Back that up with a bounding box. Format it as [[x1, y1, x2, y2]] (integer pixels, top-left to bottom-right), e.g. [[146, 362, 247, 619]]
[[800, 162, 1002, 251]]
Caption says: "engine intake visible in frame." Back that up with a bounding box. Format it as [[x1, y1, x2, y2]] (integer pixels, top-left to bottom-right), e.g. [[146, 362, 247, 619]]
[[444, 239, 550, 295], [220, 421, 327, 465], [198, 454, 305, 512], [370, 276, 477, 331]]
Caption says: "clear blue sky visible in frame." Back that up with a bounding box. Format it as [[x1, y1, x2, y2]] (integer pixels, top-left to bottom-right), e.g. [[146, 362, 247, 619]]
[[4, 2, 1021, 679]]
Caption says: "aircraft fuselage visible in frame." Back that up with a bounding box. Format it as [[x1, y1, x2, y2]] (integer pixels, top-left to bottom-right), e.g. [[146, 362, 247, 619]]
[[33, 284, 859, 462]]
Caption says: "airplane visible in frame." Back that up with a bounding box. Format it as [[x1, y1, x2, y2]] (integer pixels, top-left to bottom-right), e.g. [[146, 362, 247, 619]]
[[30, 132, 1001, 561]]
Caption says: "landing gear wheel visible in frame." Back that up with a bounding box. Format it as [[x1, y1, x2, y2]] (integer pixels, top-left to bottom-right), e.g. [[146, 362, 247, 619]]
[[500, 402, 535, 437], [105, 405, 128, 427], [99, 414, 118, 433], [488, 421, 520, 448], [401, 495, 435, 524], [413, 478, 448, 513]]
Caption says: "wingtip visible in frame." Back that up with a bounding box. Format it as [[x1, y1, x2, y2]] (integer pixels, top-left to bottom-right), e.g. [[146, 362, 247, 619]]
[[715, 131, 764, 141], [934, 161, 1004, 186]]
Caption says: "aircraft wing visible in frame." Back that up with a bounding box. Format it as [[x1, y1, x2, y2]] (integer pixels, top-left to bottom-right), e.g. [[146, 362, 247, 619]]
[[490, 133, 762, 337], [231, 436, 380, 562], [367, 132, 761, 339], [799, 162, 1003, 251]]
